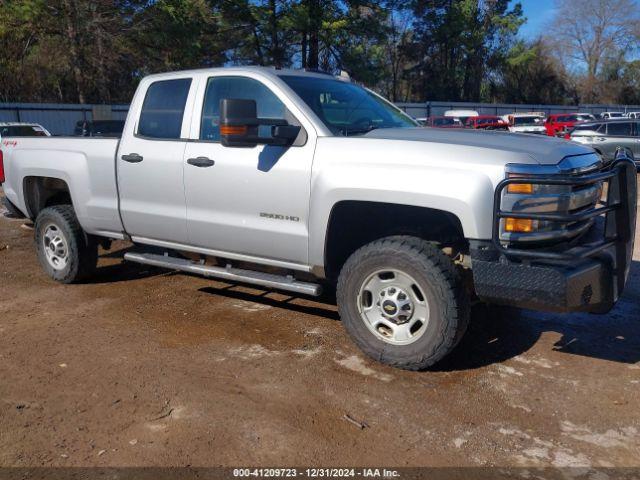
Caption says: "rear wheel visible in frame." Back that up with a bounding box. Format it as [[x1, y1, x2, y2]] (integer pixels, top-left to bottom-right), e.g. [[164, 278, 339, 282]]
[[34, 205, 98, 283], [337, 236, 469, 370]]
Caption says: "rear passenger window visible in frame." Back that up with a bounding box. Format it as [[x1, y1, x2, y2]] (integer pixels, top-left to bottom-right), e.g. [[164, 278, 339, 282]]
[[138, 79, 192, 139], [606, 122, 632, 136]]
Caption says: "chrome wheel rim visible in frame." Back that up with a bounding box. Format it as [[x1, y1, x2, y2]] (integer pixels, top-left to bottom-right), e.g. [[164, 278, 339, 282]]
[[42, 223, 69, 271], [357, 269, 430, 345]]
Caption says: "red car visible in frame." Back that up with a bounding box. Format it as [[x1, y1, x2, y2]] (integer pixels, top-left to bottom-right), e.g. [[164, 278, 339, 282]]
[[464, 115, 508, 130], [544, 113, 596, 137], [422, 116, 463, 128]]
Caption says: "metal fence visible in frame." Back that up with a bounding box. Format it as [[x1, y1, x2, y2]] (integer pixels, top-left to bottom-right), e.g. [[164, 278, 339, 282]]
[[396, 101, 640, 119], [2, 101, 640, 136], [0, 103, 129, 136]]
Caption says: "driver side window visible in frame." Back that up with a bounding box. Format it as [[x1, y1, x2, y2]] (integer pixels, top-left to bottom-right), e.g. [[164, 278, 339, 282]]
[[200, 76, 287, 141]]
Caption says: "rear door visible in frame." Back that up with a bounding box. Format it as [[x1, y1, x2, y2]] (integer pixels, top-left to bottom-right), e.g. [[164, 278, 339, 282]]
[[117, 76, 197, 245]]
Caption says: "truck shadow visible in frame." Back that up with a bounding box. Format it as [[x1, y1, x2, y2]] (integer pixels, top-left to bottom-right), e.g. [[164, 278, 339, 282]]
[[86, 244, 175, 284], [198, 285, 340, 321], [435, 259, 640, 371]]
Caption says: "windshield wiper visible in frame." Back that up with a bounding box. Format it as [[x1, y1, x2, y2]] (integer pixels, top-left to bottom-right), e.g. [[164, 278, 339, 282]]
[[340, 125, 381, 136]]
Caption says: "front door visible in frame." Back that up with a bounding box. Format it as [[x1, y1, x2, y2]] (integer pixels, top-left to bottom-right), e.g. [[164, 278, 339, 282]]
[[182, 75, 315, 265], [117, 77, 194, 244]]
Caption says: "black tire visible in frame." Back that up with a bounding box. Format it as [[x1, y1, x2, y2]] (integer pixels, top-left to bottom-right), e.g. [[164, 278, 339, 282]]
[[34, 205, 98, 283], [337, 236, 470, 370]]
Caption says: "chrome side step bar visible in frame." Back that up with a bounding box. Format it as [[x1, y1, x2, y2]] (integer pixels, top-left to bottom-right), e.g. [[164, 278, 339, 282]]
[[124, 252, 322, 296]]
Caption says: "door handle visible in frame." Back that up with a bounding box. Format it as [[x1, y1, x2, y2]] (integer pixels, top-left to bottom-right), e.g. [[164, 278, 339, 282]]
[[187, 156, 215, 168], [121, 153, 144, 163]]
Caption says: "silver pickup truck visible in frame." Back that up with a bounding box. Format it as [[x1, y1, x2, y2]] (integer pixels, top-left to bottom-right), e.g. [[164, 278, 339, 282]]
[[1, 67, 637, 370]]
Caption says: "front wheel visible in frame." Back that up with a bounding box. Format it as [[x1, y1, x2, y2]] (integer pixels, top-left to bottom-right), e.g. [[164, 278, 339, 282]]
[[34, 205, 98, 283], [337, 237, 470, 370]]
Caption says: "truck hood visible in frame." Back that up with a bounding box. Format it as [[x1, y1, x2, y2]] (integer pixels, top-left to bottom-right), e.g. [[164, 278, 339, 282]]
[[364, 128, 592, 166]]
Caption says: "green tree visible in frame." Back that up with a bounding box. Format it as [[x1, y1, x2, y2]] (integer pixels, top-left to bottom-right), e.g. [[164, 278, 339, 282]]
[[489, 39, 574, 105], [407, 0, 524, 102]]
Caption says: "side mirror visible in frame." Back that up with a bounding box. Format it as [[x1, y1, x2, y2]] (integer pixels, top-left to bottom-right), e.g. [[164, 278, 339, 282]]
[[220, 98, 301, 148], [220, 99, 260, 148]]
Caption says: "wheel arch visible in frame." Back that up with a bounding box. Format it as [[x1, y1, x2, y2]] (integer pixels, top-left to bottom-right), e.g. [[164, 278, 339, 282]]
[[23, 176, 75, 219], [321, 200, 467, 281]]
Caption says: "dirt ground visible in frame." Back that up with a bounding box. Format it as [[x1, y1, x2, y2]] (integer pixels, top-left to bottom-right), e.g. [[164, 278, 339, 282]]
[[0, 186, 639, 472]]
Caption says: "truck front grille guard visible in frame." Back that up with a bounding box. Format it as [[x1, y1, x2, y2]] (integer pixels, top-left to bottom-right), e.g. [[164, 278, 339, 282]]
[[492, 150, 637, 292]]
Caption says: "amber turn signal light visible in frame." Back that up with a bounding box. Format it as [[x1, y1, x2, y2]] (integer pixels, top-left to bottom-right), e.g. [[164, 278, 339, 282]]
[[220, 125, 248, 135], [507, 182, 533, 194], [504, 218, 534, 233]]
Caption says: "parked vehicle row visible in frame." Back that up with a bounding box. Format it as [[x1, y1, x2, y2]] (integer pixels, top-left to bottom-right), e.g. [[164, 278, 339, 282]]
[[420, 111, 510, 131], [419, 111, 600, 136]]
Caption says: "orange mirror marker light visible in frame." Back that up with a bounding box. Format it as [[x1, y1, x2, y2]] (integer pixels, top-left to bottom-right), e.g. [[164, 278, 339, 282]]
[[220, 125, 248, 135]]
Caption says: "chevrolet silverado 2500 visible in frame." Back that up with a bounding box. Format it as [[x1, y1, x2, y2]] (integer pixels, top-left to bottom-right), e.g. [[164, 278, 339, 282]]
[[0, 67, 637, 370]]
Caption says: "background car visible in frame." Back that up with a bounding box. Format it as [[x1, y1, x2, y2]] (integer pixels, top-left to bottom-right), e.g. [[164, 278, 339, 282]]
[[626, 112, 640, 119], [74, 120, 125, 137], [0, 122, 50, 140], [544, 113, 596, 136], [423, 116, 463, 128], [600, 112, 625, 119], [464, 115, 509, 130], [569, 119, 640, 167], [502, 113, 546, 134], [444, 109, 478, 124]]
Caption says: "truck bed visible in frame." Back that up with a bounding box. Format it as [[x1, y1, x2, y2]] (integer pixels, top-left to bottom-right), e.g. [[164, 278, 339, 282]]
[[1, 137, 123, 237]]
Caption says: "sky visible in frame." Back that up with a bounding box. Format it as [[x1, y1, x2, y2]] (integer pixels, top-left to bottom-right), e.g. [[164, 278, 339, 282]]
[[510, 0, 557, 39]]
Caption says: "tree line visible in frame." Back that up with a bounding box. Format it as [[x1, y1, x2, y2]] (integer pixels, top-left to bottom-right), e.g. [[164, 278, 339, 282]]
[[0, 0, 638, 105]]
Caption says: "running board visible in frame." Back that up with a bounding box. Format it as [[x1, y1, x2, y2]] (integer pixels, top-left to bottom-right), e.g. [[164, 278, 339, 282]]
[[124, 252, 322, 296]]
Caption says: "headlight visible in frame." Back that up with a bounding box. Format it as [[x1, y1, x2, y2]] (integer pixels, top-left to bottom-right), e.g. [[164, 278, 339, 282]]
[[501, 155, 603, 243]]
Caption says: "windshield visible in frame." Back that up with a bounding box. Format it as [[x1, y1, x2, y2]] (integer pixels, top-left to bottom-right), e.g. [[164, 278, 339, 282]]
[[513, 116, 543, 126], [280, 76, 417, 136]]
